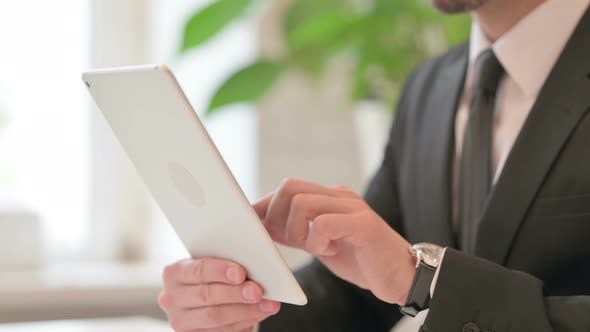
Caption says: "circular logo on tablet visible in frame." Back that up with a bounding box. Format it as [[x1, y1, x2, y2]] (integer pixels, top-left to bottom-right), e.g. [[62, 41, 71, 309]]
[[168, 162, 207, 207]]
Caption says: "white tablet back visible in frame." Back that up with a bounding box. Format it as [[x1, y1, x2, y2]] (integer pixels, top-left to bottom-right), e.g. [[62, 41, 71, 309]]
[[82, 65, 307, 305]]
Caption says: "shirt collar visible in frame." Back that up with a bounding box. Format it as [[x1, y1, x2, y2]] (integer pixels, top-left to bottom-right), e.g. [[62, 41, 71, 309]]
[[468, 0, 590, 97]]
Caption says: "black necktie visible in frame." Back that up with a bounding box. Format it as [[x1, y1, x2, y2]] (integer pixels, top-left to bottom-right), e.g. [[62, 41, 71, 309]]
[[459, 49, 504, 253]]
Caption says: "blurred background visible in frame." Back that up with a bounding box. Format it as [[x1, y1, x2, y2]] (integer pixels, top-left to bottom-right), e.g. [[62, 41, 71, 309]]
[[0, 0, 468, 330]]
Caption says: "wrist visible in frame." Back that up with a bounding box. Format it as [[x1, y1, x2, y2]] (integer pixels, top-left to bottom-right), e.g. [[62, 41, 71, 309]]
[[392, 245, 417, 305], [376, 227, 415, 305], [399, 243, 445, 317]]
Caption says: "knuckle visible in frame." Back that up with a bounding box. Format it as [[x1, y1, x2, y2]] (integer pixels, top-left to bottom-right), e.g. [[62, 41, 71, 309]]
[[195, 284, 211, 305], [191, 259, 205, 281], [279, 177, 299, 195], [290, 193, 306, 210], [162, 263, 178, 282], [158, 290, 173, 309]]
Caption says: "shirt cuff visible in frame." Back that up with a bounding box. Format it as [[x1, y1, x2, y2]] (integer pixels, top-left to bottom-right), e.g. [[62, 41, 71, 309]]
[[429, 247, 447, 297], [251, 323, 260, 332]]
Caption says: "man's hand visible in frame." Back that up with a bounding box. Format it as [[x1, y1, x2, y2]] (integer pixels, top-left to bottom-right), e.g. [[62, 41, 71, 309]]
[[254, 178, 416, 305], [159, 258, 280, 332]]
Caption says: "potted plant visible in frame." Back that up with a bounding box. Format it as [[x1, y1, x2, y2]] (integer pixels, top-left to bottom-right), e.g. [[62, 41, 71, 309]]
[[178, 0, 469, 179], [179, 0, 470, 114]]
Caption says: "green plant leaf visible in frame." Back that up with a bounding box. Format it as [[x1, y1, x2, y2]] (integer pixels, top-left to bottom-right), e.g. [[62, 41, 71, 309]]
[[206, 60, 284, 115], [287, 13, 362, 51], [179, 0, 471, 111], [283, 0, 355, 32], [180, 0, 253, 53]]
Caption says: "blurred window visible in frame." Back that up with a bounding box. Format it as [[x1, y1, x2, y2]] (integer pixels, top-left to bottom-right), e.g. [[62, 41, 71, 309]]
[[0, 0, 257, 263], [0, 1, 90, 258]]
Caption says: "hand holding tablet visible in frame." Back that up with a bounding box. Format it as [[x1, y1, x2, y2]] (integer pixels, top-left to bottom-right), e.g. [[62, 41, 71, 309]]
[[160, 257, 281, 331]]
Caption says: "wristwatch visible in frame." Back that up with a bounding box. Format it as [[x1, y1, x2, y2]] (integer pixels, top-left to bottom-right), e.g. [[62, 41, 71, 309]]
[[400, 243, 445, 317]]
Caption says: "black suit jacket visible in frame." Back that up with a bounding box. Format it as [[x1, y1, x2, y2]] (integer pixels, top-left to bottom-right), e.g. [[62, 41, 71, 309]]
[[260, 7, 590, 332]]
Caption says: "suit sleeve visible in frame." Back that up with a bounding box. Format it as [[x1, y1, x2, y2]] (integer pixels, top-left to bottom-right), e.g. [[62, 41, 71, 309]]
[[259, 72, 418, 332], [421, 249, 590, 332]]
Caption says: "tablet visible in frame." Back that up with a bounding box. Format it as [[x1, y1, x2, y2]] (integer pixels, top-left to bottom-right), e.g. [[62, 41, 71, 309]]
[[82, 64, 307, 306]]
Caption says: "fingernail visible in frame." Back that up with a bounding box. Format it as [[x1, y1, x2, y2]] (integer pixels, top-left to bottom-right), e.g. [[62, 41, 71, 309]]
[[226, 267, 240, 283], [242, 285, 259, 302], [259, 300, 277, 313]]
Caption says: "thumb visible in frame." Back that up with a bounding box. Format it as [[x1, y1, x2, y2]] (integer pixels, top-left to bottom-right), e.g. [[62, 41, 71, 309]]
[[264, 223, 291, 247], [253, 192, 292, 246], [252, 191, 274, 221]]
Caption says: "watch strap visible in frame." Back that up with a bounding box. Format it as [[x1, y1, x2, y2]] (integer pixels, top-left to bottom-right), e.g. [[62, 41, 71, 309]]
[[400, 261, 437, 317]]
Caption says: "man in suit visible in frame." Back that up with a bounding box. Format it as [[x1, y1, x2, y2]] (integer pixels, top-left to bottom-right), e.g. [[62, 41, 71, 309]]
[[159, 0, 590, 331]]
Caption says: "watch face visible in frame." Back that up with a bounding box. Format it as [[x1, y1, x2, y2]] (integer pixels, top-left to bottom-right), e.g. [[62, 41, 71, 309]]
[[412, 243, 444, 267]]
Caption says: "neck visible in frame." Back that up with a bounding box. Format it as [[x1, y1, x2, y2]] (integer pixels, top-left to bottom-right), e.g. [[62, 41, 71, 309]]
[[474, 0, 546, 42]]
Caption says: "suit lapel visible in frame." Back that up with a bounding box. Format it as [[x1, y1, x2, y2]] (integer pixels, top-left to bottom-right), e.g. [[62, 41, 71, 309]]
[[418, 47, 467, 247], [476, 8, 590, 264]]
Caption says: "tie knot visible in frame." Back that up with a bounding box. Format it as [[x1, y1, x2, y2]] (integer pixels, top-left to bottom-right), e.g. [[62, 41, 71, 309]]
[[474, 49, 504, 97]]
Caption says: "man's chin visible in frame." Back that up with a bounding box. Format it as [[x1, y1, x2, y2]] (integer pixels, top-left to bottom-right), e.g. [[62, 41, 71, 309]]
[[431, 0, 488, 13]]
